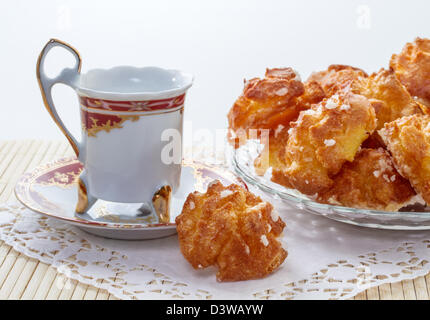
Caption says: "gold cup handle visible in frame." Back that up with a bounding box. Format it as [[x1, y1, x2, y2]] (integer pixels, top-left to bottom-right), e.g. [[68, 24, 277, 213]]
[[36, 39, 82, 157], [36, 39, 93, 213]]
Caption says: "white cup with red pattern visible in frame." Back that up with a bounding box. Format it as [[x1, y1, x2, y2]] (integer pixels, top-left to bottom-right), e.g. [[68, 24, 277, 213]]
[[36, 39, 193, 219]]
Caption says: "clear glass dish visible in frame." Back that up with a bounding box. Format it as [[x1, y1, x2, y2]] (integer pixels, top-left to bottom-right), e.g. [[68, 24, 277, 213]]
[[230, 141, 430, 230]]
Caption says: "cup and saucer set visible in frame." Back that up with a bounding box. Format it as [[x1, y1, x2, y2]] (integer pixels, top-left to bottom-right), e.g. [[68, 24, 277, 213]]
[[15, 39, 243, 240]]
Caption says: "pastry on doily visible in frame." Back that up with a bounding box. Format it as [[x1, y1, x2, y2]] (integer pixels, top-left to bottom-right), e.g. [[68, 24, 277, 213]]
[[275, 92, 377, 195], [390, 37, 430, 109], [379, 114, 430, 204], [307, 64, 368, 97], [227, 68, 304, 146], [175, 180, 287, 282], [318, 148, 416, 211]]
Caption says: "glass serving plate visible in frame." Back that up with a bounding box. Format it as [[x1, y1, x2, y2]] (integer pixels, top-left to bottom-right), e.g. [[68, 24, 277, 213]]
[[230, 140, 430, 230]]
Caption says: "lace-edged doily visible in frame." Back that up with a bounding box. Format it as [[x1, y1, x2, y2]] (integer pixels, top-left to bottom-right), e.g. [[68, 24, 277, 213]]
[[1, 197, 430, 300]]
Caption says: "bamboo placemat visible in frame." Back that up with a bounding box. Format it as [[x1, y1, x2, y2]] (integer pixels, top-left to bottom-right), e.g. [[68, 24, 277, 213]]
[[0, 139, 429, 300]]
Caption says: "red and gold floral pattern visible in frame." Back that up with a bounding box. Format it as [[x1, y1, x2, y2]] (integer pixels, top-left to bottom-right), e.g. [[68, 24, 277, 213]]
[[35, 162, 82, 188], [79, 94, 186, 112], [80, 110, 140, 137], [79, 94, 185, 137]]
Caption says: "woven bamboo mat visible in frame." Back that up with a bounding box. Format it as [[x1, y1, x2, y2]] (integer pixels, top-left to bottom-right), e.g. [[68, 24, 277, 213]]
[[0, 139, 429, 300]]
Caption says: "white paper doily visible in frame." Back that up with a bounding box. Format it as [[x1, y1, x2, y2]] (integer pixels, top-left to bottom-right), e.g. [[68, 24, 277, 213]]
[[1, 190, 430, 300]]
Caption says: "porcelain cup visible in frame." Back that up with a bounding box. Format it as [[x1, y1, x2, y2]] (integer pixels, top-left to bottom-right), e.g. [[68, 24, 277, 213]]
[[36, 39, 193, 220]]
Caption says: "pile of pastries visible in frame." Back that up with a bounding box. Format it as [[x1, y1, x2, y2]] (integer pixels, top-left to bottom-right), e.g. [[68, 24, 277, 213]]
[[228, 38, 430, 211]]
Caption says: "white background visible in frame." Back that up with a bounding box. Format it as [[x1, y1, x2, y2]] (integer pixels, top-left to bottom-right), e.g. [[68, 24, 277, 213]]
[[1, 0, 429, 142]]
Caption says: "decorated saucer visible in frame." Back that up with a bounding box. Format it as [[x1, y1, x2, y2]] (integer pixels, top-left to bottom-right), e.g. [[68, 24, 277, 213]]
[[15, 157, 245, 240]]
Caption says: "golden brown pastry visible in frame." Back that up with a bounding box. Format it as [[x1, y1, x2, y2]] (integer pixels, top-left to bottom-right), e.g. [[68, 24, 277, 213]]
[[227, 67, 328, 148], [318, 148, 416, 211], [390, 37, 430, 109], [297, 80, 326, 108], [175, 181, 287, 282], [227, 68, 305, 147], [252, 80, 327, 177], [352, 68, 422, 148], [250, 80, 325, 174], [379, 114, 430, 204], [307, 64, 368, 97], [353, 69, 422, 129], [277, 92, 377, 195]]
